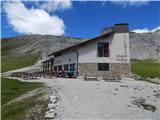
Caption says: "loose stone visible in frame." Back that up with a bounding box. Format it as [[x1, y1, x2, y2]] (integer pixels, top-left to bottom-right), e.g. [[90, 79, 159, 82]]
[[48, 103, 57, 109], [50, 96, 56, 100], [50, 98, 56, 103], [45, 111, 55, 118]]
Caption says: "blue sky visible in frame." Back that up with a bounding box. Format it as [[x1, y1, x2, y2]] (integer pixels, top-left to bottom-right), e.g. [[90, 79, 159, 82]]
[[1, 1, 160, 38]]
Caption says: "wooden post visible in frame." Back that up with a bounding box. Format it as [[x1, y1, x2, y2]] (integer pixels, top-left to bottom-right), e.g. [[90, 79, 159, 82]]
[[50, 60, 52, 77], [44, 62, 46, 77], [48, 61, 50, 76], [48, 61, 50, 77], [47, 61, 49, 76], [51, 61, 53, 71], [45, 62, 47, 75], [43, 62, 44, 75]]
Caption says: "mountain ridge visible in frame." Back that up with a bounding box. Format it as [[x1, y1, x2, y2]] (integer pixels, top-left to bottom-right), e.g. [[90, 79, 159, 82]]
[[2, 31, 160, 60]]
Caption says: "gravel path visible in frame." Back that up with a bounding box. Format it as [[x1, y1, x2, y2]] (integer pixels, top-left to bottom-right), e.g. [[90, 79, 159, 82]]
[[7, 77, 160, 120], [53, 78, 160, 120]]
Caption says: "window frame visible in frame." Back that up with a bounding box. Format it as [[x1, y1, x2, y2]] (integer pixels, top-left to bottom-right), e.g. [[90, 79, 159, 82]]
[[97, 42, 109, 57], [64, 64, 69, 71]]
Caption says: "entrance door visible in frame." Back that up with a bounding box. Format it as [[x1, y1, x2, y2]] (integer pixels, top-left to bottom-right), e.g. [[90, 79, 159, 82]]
[[69, 63, 75, 77], [70, 63, 75, 71]]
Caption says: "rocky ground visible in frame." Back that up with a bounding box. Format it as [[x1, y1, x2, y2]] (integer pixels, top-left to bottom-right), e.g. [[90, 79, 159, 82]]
[[130, 32, 160, 60], [7, 77, 160, 120]]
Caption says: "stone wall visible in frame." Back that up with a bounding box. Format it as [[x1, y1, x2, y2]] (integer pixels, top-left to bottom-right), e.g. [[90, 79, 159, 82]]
[[110, 63, 131, 78], [78, 63, 131, 78]]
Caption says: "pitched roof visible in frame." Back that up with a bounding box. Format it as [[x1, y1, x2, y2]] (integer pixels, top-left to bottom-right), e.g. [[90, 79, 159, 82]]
[[48, 28, 114, 56]]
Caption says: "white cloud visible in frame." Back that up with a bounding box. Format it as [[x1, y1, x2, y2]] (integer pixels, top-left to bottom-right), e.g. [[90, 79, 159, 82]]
[[111, 0, 149, 7], [40, 0, 72, 12], [132, 26, 160, 33], [3, 1, 65, 35]]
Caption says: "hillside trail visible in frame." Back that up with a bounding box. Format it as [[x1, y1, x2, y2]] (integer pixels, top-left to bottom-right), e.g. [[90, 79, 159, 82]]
[[2, 60, 42, 77]]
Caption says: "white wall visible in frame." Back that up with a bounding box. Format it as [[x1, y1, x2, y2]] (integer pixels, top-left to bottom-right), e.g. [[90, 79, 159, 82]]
[[53, 32, 130, 67], [110, 33, 130, 63], [78, 33, 130, 63], [54, 50, 77, 66]]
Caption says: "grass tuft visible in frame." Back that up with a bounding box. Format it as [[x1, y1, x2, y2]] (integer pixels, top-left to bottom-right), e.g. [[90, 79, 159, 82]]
[[132, 97, 156, 112]]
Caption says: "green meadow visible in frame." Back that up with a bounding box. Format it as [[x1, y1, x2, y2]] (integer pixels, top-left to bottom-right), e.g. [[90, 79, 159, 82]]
[[131, 60, 160, 78], [1, 54, 38, 73], [1, 37, 38, 73], [1, 77, 43, 105], [1, 77, 45, 120]]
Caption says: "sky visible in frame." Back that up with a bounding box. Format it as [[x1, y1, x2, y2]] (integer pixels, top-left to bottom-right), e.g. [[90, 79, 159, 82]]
[[1, 0, 160, 38]]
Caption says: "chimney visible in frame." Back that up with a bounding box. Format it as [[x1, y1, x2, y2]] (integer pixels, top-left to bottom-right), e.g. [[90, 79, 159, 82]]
[[114, 23, 129, 33]]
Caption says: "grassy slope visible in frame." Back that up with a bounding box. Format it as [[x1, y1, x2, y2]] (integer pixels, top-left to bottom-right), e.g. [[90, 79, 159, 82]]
[[1, 37, 28, 56], [1, 37, 38, 72], [1, 38, 43, 119], [1, 77, 43, 105], [131, 60, 160, 78], [1, 54, 38, 73]]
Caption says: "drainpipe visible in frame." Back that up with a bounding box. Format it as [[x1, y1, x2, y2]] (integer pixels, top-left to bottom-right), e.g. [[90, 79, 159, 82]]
[[72, 49, 79, 77]]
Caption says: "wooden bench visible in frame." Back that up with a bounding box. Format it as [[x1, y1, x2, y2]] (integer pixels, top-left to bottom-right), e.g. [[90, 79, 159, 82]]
[[104, 73, 121, 82], [84, 74, 98, 81]]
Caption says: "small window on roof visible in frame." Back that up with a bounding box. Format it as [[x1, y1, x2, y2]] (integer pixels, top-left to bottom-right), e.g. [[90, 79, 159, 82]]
[[80, 43, 86, 46], [55, 53, 62, 57]]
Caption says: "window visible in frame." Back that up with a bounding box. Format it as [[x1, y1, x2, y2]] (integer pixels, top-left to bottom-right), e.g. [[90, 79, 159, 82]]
[[58, 66, 62, 71], [64, 64, 68, 71], [98, 42, 109, 57], [54, 66, 57, 71], [98, 63, 109, 71]]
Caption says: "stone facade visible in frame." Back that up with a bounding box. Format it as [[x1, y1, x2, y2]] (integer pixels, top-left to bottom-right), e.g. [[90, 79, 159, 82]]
[[110, 63, 131, 78], [78, 63, 131, 79]]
